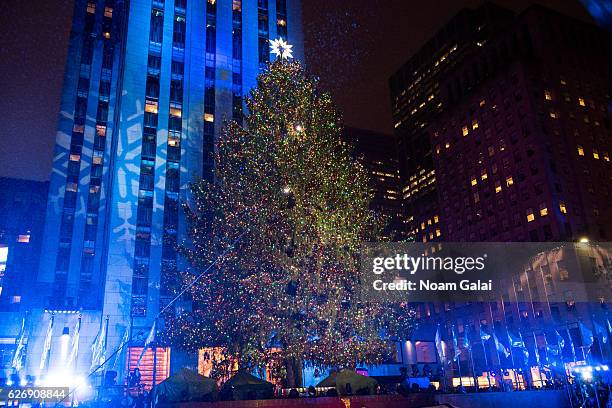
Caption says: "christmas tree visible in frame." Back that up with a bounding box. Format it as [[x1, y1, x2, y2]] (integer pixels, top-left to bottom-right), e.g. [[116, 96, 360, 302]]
[[164, 57, 414, 386]]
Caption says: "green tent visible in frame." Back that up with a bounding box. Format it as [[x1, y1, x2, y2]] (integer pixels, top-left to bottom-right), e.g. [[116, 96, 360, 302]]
[[317, 370, 378, 396], [155, 368, 218, 403], [315, 371, 337, 388], [220, 370, 274, 400]]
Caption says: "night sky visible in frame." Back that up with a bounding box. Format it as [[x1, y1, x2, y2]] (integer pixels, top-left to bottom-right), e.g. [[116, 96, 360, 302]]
[[0, 0, 593, 181]]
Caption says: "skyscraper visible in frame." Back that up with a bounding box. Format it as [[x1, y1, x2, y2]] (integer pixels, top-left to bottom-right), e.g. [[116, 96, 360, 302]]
[[389, 4, 514, 242], [388, 3, 611, 390], [29, 0, 302, 383]]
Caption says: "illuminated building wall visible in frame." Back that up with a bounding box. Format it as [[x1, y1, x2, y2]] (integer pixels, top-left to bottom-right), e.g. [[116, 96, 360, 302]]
[[341, 127, 402, 240], [429, 5, 611, 242], [389, 4, 515, 242], [30, 0, 303, 382]]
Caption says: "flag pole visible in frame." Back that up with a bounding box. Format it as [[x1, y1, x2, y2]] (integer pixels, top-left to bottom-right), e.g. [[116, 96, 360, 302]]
[[152, 317, 158, 408], [480, 325, 492, 389], [500, 297, 519, 389]]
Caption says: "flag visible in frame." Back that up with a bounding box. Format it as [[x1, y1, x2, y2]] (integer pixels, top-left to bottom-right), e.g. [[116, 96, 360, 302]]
[[579, 322, 594, 349], [479, 324, 491, 341], [11, 317, 26, 372], [608, 319, 611, 334], [508, 332, 524, 348], [463, 325, 472, 351], [136, 320, 156, 367], [451, 325, 461, 362], [493, 331, 510, 358], [112, 326, 130, 370], [565, 327, 576, 360], [546, 330, 565, 355], [519, 332, 529, 362], [435, 324, 446, 365], [39, 315, 54, 371], [90, 320, 107, 372], [532, 333, 541, 365], [593, 320, 608, 344], [67, 318, 81, 369]]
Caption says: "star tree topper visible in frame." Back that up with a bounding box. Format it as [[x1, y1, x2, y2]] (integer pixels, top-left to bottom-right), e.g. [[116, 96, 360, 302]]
[[269, 37, 294, 60]]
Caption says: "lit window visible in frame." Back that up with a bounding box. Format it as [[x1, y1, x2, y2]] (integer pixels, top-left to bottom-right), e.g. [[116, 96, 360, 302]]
[[435, 145, 440, 154], [435, 229, 441, 237], [17, 234, 30, 243], [103, 32, 111, 39], [10, 296, 21, 304], [544, 90, 552, 101], [70, 153, 80, 162], [472, 119, 479, 130], [434, 215, 439, 223], [93, 155, 103, 165], [429, 232, 434, 239], [445, 142, 450, 149], [421, 222, 425, 230], [604, 152, 610, 162], [462, 126, 469, 137], [559, 202, 567, 214], [506, 176, 514, 187], [87, 2, 96, 13], [277, 18, 286, 26], [96, 125, 106, 137], [204, 113, 214, 122], [549, 112, 558, 119], [560, 78, 566, 85], [578, 97, 585, 107], [471, 177, 477, 186], [232, 0, 241, 11], [495, 181, 502, 194], [89, 185, 100, 194], [540, 205, 548, 217], [170, 107, 182, 118], [526, 209, 535, 222], [67, 182, 78, 192], [479, 99, 486, 107], [593, 149, 599, 160], [577, 145, 584, 156], [481, 171, 488, 180], [168, 135, 180, 147], [104, 6, 113, 17], [145, 100, 158, 114]]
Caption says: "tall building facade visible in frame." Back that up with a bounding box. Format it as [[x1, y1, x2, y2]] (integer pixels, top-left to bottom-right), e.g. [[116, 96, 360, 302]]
[[389, 4, 515, 242], [388, 3, 612, 390], [341, 127, 402, 239], [26, 0, 302, 384], [390, 3, 611, 243]]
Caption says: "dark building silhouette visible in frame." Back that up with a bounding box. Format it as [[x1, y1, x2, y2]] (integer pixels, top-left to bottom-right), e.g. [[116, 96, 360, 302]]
[[0, 178, 48, 313], [342, 127, 402, 239], [389, 3, 612, 390], [390, 3, 611, 243]]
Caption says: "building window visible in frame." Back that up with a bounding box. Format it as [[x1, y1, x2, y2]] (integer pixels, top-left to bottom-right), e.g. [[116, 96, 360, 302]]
[[17, 234, 30, 243], [577, 145, 584, 156], [539, 204, 548, 217], [559, 202, 567, 214], [480, 170, 487, 180], [471, 177, 477, 186], [526, 209, 535, 222], [544, 90, 552, 101], [204, 113, 214, 122], [472, 119, 479, 130], [578, 97, 585, 107], [495, 181, 502, 194], [462, 126, 469, 137], [593, 149, 599, 160], [506, 176, 513, 187], [87, 2, 96, 14]]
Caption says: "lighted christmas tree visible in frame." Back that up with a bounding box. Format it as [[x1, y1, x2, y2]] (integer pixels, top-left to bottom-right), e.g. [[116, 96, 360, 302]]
[[164, 56, 414, 386]]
